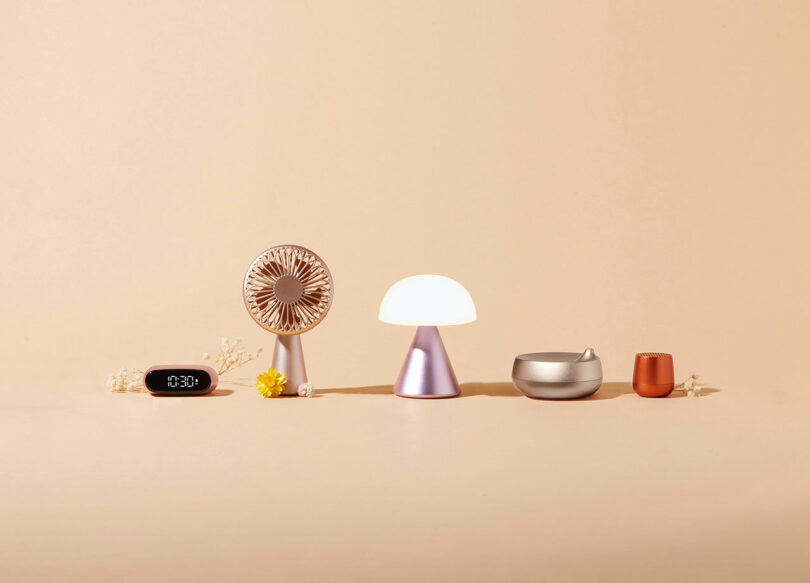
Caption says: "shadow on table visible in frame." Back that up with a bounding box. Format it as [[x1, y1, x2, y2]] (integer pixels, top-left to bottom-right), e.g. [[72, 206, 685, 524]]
[[582, 382, 721, 400], [319, 382, 642, 399], [570, 382, 720, 400], [585, 382, 634, 400], [318, 385, 394, 395], [668, 386, 721, 398], [460, 382, 521, 397], [318, 382, 521, 397], [247, 382, 720, 399], [205, 389, 235, 397]]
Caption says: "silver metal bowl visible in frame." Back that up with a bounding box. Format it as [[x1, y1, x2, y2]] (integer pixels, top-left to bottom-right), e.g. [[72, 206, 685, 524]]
[[512, 348, 603, 399]]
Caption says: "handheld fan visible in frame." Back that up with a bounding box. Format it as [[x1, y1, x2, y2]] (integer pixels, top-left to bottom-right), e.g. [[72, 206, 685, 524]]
[[243, 245, 333, 394]]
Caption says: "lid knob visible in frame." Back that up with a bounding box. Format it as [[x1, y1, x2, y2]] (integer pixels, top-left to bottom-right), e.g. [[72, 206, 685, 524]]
[[575, 348, 597, 362]]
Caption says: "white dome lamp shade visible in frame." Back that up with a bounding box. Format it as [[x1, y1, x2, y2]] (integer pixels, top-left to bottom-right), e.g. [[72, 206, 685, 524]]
[[379, 275, 476, 398]]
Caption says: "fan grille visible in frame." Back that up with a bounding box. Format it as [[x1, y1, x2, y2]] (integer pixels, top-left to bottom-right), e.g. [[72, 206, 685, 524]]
[[243, 245, 333, 335]]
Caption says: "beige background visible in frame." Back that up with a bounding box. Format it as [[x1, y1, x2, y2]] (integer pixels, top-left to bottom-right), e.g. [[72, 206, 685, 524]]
[[2, 1, 809, 581], [1, 0, 808, 391]]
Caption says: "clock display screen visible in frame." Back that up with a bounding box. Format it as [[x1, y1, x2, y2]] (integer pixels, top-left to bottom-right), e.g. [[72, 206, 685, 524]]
[[144, 368, 213, 395]]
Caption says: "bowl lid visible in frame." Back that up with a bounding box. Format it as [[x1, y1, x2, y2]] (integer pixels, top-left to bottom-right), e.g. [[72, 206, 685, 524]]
[[512, 348, 603, 382]]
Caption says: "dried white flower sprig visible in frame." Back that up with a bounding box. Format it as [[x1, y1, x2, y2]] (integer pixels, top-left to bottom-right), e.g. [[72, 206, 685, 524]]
[[676, 373, 703, 397], [203, 337, 262, 375], [297, 382, 314, 398], [109, 337, 262, 393], [107, 368, 146, 393]]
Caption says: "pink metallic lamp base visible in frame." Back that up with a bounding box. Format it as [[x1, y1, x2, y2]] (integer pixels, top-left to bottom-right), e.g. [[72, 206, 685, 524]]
[[272, 334, 307, 395], [394, 326, 460, 398]]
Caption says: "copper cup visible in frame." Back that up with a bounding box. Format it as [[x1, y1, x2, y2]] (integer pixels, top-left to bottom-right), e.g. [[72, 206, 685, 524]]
[[633, 353, 674, 397]]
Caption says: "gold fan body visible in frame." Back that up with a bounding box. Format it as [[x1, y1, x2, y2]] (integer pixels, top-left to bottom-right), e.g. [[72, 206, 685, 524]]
[[243, 245, 333, 394], [243, 245, 333, 336]]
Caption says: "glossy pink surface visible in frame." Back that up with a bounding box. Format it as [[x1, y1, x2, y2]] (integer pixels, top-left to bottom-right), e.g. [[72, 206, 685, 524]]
[[394, 326, 460, 398]]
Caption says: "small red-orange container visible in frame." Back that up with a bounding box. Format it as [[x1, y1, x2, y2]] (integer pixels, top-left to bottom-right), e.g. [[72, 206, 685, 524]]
[[633, 353, 674, 397]]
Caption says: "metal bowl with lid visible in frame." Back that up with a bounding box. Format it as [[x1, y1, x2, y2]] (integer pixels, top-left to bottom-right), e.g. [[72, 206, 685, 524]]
[[511, 348, 603, 399]]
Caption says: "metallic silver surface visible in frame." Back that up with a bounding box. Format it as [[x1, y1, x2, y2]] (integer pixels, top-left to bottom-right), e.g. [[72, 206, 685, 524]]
[[394, 326, 460, 398], [511, 378, 602, 400], [272, 334, 307, 395], [576, 347, 597, 362], [512, 348, 603, 399], [512, 350, 603, 383]]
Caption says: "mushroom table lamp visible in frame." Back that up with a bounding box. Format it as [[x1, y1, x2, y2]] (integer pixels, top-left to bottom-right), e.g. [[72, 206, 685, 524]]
[[379, 275, 476, 398]]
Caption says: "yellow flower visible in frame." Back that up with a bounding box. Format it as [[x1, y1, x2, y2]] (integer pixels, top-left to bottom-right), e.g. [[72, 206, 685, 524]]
[[256, 368, 287, 398]]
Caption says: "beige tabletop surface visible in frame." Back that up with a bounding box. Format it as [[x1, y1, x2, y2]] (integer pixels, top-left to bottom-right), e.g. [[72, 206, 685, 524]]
[[3, 380, 809, 583], [2, 1, 810, 581]]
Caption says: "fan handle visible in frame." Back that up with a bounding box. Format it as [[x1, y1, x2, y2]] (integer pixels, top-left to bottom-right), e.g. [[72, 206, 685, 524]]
[[272, 334, 307, 395]]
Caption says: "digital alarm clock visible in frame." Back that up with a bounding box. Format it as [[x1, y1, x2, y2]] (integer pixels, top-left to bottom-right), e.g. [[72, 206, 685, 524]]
[[143, 365, 218, 396]]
